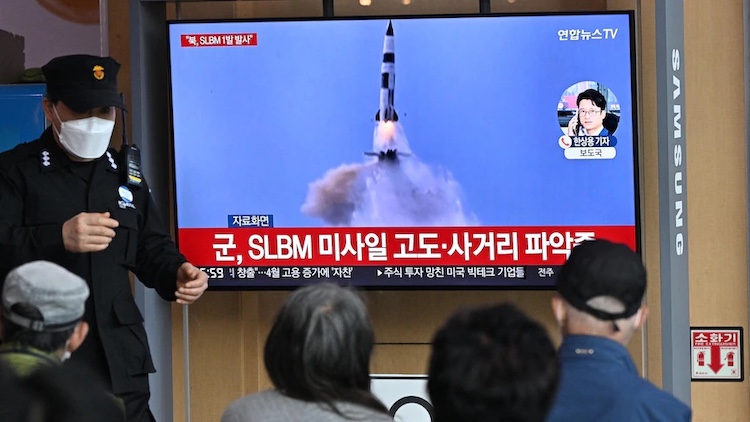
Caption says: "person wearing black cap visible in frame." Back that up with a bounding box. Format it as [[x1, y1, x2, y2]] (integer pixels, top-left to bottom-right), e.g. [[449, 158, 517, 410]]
[[0, 54, 208, 422], [546, 239, 691, 422]]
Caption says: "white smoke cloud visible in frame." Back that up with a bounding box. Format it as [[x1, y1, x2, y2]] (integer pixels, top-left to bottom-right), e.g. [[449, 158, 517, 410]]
[[300, 162, 365, 226], [301, 123, 478, 227]]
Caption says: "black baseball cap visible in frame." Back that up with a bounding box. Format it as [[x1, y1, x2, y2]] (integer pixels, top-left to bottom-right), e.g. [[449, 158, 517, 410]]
[[556, 239, 646, 321], [41, 54, 126, 113]]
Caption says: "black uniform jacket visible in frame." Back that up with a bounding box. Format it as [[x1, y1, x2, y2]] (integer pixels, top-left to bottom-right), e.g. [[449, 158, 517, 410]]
[[0, 128, 186, 394]]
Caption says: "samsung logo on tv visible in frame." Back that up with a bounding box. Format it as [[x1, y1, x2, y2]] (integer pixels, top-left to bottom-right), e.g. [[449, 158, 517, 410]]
[[671, 48, 684, 256]]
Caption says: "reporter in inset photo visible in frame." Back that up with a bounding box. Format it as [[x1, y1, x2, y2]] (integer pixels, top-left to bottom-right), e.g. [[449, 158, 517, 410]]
[[566, 88, 619, 137]]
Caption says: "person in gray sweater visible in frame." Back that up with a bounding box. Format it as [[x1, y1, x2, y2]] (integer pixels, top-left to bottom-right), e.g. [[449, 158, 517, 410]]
[[221, 282, 393, 422]]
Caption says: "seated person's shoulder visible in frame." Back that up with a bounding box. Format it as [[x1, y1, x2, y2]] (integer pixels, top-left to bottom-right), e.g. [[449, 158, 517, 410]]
[[221, 390, 302, 422], [332, 401, 394, 421], [222, 390, 394, 422], [0, 141, 37, 168], [619, 381, 692, 421]]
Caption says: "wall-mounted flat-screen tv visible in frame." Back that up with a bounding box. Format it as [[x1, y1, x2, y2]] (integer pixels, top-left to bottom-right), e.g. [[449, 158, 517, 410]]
[[167, 12, 639, 289]]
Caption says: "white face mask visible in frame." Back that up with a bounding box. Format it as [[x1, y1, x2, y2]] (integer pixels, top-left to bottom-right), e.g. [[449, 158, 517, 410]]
[[52, 104, 114, 159], [61, 338, 72, 362]]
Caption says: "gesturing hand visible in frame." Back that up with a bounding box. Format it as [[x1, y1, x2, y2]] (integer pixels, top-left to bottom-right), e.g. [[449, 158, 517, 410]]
[[175, 262, 209, 305], [62, 212, 119, 253]]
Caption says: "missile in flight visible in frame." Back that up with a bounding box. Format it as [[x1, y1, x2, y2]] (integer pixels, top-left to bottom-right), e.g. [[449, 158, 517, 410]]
[[376, 20, 397, 123], [365, 20, 410, 163]]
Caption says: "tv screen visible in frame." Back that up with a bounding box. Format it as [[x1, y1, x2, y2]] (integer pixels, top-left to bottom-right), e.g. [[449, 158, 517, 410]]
[[167, 12, 638, 290]]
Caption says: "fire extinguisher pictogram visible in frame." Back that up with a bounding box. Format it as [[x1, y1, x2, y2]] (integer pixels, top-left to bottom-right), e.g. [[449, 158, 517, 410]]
[[727, 351, 734, 367], [698, 351, 705, 366]]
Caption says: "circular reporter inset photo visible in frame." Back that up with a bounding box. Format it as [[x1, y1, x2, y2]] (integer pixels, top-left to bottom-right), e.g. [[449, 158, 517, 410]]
[[557, 81, 620, 138]]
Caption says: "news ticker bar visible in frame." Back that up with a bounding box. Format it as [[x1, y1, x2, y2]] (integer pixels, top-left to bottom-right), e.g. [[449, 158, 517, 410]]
[[202, 265, 561, 289]]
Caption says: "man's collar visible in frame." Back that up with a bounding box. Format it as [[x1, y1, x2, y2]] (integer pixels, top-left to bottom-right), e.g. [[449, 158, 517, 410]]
[[37, 127, 66, 172], [559, 335, 637, 373], [0, 341, 62, 364]]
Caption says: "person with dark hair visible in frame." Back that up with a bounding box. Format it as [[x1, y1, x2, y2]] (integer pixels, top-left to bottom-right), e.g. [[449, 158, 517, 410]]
[[427, 302, 559, 422], [0, 261, 90, 376], [0, 54, 209, 421], [566, 88, 617, 136], [221, 282, 393, 422], [547, 239, 691, 421]]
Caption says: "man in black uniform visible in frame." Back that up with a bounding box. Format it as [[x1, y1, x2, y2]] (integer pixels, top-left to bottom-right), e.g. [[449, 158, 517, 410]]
[[0, 54, 208, 422]]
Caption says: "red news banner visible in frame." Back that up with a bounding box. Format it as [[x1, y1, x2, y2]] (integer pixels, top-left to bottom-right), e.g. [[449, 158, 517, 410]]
[[178, 226, 635, 267], [180, 33, 258, 47]]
